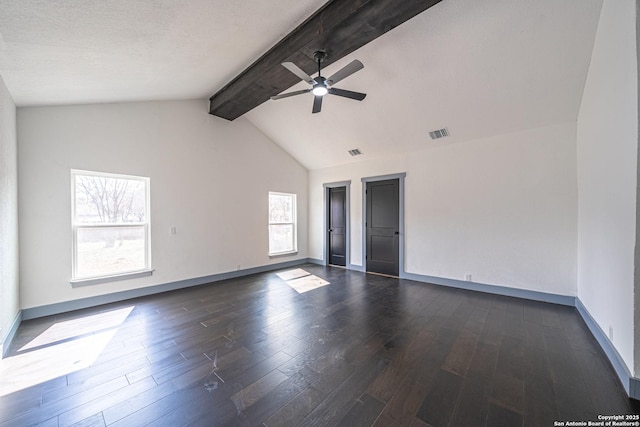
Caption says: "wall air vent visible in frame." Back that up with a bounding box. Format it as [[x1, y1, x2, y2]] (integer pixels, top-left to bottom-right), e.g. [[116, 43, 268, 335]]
[[429, 127, 450, 140], [348, 148, 362, 156]]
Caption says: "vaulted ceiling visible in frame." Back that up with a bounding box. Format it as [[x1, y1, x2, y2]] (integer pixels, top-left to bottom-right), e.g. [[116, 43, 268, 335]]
[[208, 0, 442, 120], [0, 0, 603, 170]]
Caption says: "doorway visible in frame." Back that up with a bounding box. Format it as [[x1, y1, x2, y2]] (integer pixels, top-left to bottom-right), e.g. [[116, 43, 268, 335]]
[[363, 174, 405, 277], [324, 181, 350, 267], [327, 186, 347, 266]]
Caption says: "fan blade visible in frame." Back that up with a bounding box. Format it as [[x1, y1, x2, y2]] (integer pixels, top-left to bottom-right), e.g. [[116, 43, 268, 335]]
[[312, 95, 323, 113], [282, 62, 316, 85], [326, 60, 364, 85], [328, 88, 366, 101], [271, 89, 311, 100]]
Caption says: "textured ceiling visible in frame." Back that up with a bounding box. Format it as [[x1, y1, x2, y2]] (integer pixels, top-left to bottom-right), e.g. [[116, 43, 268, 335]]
[[0, 0, 326, 105], [0, 0, 603, 170]]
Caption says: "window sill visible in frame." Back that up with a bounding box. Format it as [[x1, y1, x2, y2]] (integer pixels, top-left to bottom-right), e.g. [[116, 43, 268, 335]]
[[71, 269, 154, 287], [269, 251, 298, 259]]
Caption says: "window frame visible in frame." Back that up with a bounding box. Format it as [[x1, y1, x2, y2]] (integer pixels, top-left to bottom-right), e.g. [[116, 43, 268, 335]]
[[70, 169, 152, 285], [268, 191, 297, 257]]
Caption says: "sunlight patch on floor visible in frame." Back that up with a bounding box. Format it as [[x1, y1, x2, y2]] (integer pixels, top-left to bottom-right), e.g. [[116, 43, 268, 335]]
[[275, 268, 309, 281], [0, 306, 134, 397], [277, 269, 330, 294], [20, 306, 134, 351]]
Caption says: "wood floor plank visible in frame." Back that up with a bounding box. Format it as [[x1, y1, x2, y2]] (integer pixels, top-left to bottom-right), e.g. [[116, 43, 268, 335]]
[[366, 360, 407, 403], [336, 393, 385, 427], [34, 417, 59, 427], [63, 351, 150, 387], [554, 382, 598, 421], [150, 352, 213, 386], [451, 379, 491, 426], [486, 402, 523, 427], [1, 376, 129, 427], [544, 327, 587, 390], [0, 382, 46, 420], [379, 375, 428, 425], [489, 371, 524, 415], [495, 335, 525, 381], [144, 388, 237, 427], [572, 346, 632, 414], [372, 414, 403, 427], [415, 369, 463, 426], [441, 328, 479, 377], [108, 386, 217, 427], [297, 355, 390, 427], [124, 352, 185, 384], [408, 418, 429, 427], [230, 369, 289, 410], [305, 357, 354, 396], [68, 412, 106, 427], [524, 381, 559, 426], [58, 377, 157, 427], [230, 350, 292, 390], [263, 385, 324, 427], [101, 379, 178, 425], [413, 325, 459, 385], [226, 370, 312, 426]]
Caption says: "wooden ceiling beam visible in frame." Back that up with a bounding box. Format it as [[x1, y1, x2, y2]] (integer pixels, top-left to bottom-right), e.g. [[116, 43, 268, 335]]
[[209, 0, 443, 121]]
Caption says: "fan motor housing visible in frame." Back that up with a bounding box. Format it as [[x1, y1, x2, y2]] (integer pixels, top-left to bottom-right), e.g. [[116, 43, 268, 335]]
[[313, 51, 327, 63]]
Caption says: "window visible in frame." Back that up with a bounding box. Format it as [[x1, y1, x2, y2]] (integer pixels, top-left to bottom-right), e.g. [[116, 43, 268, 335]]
[[71, 170, 151, 282], [268, 192, 297, 256]]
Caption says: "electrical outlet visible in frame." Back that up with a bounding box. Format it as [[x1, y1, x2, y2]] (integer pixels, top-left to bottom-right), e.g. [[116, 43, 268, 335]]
[[170, 226, 177, 235], [465, 274, 472, 281]]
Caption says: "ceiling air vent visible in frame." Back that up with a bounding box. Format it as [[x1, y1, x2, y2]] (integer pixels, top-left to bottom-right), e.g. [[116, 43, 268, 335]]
[[348, 148, 362, 156], [429, 127, 450, 140]]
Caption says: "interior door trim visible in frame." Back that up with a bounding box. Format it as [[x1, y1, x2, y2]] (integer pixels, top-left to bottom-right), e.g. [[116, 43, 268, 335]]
[[361, 173, 406, 277], [323, 180, 351, 268]]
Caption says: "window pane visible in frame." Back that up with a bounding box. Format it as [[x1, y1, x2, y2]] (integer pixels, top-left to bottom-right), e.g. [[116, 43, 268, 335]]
[[75, 175, 146, 224], [269, 224, 294, 254], [76, 226, 146, 278], [269, 194, 293, 223]]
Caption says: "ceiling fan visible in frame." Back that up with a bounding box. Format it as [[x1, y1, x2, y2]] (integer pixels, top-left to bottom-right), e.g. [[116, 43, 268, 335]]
[[271, 51, 366, 114]]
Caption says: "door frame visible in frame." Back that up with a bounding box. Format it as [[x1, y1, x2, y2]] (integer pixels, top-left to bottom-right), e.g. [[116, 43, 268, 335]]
[[361, 173, 406, 277], [323, 181, 351, 267]]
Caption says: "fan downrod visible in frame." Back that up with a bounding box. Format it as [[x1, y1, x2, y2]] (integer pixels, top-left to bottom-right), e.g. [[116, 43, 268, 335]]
[[313, 51, 327, 76]]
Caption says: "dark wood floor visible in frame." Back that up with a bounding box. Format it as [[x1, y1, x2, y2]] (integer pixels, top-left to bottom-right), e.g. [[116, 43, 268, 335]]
[[1, 264, 638, 426]]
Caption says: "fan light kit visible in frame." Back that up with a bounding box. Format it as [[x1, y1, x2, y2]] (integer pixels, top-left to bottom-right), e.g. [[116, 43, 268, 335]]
[[271, 51, 366, 114], [312, 85, 328, 96]]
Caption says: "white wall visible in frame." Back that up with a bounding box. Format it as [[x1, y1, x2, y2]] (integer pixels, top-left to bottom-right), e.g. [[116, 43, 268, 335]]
[[577, 0, 638, 376], [0, 74, 18, 353], [309, 122, 578, 296], [17, 100, 308, 309]]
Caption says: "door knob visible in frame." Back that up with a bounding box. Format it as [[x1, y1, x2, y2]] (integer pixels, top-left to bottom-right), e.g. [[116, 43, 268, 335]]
[[394, 231, 399, 235]]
